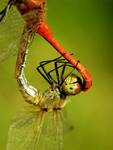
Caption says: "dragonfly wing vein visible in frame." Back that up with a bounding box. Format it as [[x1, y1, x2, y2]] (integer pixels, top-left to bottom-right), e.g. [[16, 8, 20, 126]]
[[6, 109, 64, 150], [6, 109, 45, 150], [37, 111, 63, 150], [0, 5, 24, 62]]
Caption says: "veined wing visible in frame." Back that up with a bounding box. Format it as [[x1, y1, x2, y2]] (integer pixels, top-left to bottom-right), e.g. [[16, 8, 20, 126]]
[[0, 0, 8, 9], [6, 108, 63, 150], [6, 108, 45, 150], [0, 2, 24, 62], [36, 110, 63, 150]]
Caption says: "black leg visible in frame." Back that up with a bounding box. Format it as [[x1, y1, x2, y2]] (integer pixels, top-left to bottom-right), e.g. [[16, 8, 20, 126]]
[[48, 61, 74, 85], [37, 54, 73, 72], [37, 66, 52, 84], [54, 57, 71, 85], [39, 55, 64, 65], [54, 61, 60, 84], [60, 69, 75, 85], [36, 54, 75, 86], [61, 63, 67, 83], [37, 59, 61, 85], [60, 60, 80, 85], [39, 63, 57, 84], [37, 60, 57, 85], [49, 59, 69, 85], [47, 58, 73, 75], [36, 55, 66, 84]]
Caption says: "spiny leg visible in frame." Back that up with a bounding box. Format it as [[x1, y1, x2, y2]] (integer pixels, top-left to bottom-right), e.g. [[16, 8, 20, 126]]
[[47, 60, 74, 85], [60, 60, 81, 85], [37, 60, 57, 85], [49, 59, 85, 87], [49, 62, 75, 86], [46, 57, 80, 85], [37, 64, 52, 85], [54, 61, 60, 85], [34, 22, 92, 91], [59, 59, 74, 83], [39, 55, 64, 65], [36, 55, 66, 85], [52, 54, 74, 85], [36, 55, 75, 86], [50, 61, 72, 85]]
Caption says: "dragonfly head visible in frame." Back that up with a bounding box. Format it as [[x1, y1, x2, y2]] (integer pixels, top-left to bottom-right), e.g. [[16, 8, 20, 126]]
[[61, 74, 83, 96]]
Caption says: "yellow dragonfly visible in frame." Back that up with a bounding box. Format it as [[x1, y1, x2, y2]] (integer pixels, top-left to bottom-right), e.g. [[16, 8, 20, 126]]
[[5, 25, 84, 150]]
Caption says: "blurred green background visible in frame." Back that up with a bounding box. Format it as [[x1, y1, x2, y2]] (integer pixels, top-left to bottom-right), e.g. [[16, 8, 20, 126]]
[[0, 0, 113, 150]]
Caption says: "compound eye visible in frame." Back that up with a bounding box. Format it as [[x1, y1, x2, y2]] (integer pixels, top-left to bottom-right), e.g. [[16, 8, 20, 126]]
[[62, 74, 82, 95], [72, 77, 78, 83]]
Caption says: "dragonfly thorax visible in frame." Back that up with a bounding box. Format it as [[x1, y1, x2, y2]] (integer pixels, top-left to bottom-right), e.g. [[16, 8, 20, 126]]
[[35, 86, 68, 111], [44, 86, 61, 101], [15, 0, 45, 26]]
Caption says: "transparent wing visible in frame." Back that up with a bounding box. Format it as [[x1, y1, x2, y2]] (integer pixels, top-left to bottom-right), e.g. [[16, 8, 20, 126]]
[[37, 110, 63, 150], [6, 108, 63, 150], [0, 2, 24, 61], [0, 0, 8, 9], [62, 108, 74, 133], [6, 108, 45, 150]]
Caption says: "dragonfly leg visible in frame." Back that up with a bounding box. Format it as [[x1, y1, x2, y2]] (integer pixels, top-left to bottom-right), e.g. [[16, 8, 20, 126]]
[[37, 60, 59, 85], [36, 55, 71, 85], [54, 61, 60, 85], [47, 62, 67, 85], [34, 22, 92, 91], [52, 56, 73, 85], [36, 56, 65, 85], [37, 62, 53, 85], [47, 61, 74, 86]]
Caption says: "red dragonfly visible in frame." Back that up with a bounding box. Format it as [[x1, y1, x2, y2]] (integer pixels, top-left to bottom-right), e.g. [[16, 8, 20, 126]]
[[0, 0, 92, 91], [0, 1, 92, 150]]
